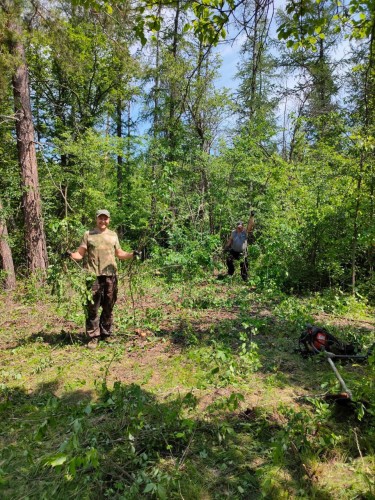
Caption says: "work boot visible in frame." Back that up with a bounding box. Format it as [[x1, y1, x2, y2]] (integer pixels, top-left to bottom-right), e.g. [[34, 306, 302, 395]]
[[101, 336, 116, 344], [87, 338, 99, 349]]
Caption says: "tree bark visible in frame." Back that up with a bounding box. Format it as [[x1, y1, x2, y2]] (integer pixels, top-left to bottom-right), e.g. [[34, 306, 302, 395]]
[[10, 19, 48, 273], [0, 198, 16, 290]]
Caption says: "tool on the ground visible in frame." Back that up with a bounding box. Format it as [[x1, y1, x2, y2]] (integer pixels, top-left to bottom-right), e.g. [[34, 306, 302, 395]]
[[298, 324, 373, 401]]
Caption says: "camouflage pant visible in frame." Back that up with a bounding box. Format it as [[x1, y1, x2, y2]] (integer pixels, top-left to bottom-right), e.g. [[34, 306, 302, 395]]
[[86, 275, 118, 339]]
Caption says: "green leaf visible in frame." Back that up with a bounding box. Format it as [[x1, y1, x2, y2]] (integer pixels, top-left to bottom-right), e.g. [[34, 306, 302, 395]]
[[144, 483, 156, 493], [158, 484, 167, 500], [73, 419, 82, 433], [49, 455, 68, 467]]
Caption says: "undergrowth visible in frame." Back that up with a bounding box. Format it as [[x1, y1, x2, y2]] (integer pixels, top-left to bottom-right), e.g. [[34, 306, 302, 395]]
[[0, 270, 374, 499]]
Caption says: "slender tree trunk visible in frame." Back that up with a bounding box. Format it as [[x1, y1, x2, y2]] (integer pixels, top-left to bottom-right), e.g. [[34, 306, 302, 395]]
[[249, 1, 259, 119], [10, 19, 48, 273], [0, 198, 16, 290], [116, 98, 124, 206], [365, 22, 375, 280], [150, 4, 162, 230], [126, 100, 132, 199], [167, 1, 181, 220], [351, 159, 363, 294], [168, 0, 180, 150]]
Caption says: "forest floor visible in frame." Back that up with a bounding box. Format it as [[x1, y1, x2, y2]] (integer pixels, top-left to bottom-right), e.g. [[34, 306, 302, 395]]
[[0, 265, 374, 499]]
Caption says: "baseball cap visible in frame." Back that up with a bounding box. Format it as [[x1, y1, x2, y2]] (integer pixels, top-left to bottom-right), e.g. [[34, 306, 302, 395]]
[[96, 209, 110, 218]]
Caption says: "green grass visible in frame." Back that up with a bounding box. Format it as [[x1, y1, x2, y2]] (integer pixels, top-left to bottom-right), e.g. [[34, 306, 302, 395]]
[[0, 270, 374, 499]]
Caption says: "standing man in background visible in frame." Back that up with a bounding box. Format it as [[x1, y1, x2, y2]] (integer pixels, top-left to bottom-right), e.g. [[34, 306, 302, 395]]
[[67, 209, 139, 348], [224, 211, 255, 281]]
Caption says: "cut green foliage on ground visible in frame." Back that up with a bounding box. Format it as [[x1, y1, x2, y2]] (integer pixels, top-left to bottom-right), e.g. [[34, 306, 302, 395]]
[[1, 270, 374, 499]]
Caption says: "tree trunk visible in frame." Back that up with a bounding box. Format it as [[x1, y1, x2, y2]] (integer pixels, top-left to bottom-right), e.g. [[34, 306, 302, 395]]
[[150, 4, 162, 231], [351, 160, 363, 295], [116, 98, 124, 206], [248, 0, 259, 120], [168, 0, 180, 151], [0, 198, 16, 290], [126, 100, 132, 199], [10, 19, 48, 273]]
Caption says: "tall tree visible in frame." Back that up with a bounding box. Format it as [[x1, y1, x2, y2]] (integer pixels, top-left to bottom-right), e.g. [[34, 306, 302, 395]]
[[2, 0, 48, 273]]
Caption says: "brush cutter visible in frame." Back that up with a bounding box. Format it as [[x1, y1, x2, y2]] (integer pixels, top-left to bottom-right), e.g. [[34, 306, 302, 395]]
[[298, 324, 373, 402]]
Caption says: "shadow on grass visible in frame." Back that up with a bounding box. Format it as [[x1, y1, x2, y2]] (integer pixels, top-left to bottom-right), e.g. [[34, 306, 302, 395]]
[[0, 380, 344, 500], [6, 296, 372, 414], [153, 303, 372, 400], [2, 288, 373, 498], [15, 329, 88, 348]]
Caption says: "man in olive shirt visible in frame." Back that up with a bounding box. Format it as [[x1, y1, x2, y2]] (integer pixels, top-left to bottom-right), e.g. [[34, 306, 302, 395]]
[[69, 209, 137, 348]]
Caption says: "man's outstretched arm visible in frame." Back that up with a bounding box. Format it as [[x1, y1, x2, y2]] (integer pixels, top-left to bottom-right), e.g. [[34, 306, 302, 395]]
[[247, 212, 255, 234], [69, 247, 86, 260], [116, 248, 138, 260]]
